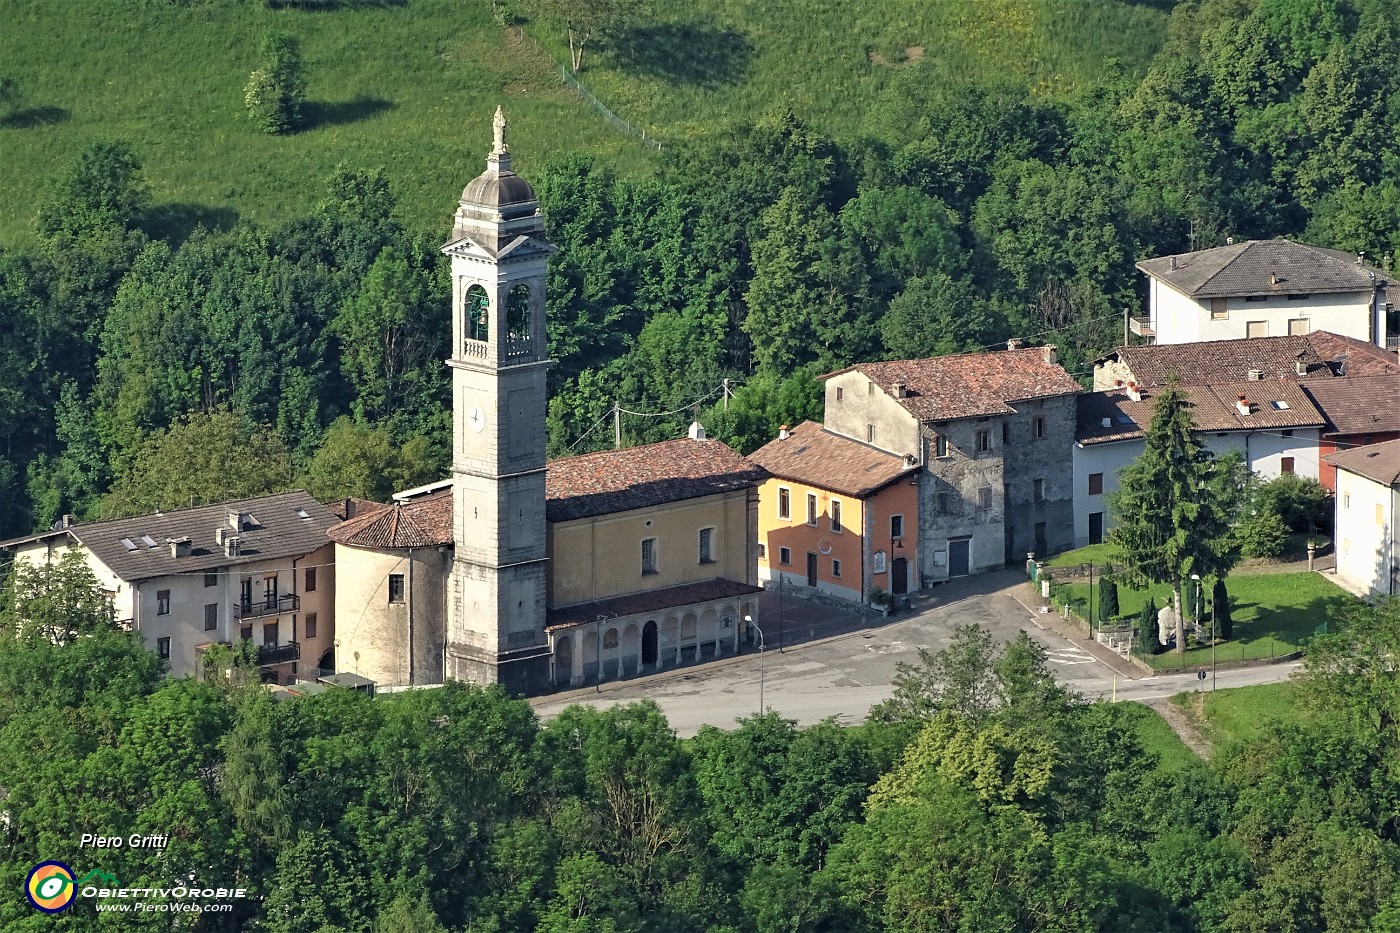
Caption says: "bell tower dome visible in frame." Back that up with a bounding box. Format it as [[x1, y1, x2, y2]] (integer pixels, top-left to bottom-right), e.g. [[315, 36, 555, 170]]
[[442, 107, 554, 694]]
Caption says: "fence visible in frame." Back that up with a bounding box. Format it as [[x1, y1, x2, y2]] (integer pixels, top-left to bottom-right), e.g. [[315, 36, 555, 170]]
[[512, 25, 664, 152]]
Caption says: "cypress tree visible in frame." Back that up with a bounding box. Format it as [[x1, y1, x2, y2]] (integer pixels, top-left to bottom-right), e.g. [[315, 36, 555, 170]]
[[1097, 573, 1119, 623], [1213, 577, 1233, 640]]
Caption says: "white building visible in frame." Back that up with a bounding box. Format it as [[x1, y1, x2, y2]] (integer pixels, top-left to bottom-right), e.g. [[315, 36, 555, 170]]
[[1073, 381, 1324, 546], [1134, 240, 1394, 347], [1325, 438, 1400, 597], [0, 491, 339, 682]]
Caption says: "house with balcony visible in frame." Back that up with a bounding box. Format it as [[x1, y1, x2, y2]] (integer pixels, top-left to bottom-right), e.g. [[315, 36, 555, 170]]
[[1132, 239, 1394, 347], [0, 490, 338, 683], [749, 420, 920, 605]]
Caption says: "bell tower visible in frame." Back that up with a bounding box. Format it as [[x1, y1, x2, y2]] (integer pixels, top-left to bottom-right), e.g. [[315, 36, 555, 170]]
[[442, 107, 554, 694]]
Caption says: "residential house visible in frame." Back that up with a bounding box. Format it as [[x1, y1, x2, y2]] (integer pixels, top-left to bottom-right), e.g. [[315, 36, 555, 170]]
[[1133, 239, 1394, 346], [820, 346, 1082, 582], [1301, 376, 1400, 491], [1, 491, 339, 683], [748, 420, 920, 605], [1324, 438, 1400, 597], [1074, 382, 1325, 546]]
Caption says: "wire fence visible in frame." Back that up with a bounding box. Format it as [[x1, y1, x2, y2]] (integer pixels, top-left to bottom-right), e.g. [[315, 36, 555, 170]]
[[512, 24, 664, 152]]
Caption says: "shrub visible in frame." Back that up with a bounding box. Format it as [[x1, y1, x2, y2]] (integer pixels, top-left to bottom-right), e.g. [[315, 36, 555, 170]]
[[1097, 573, 1119, 623], [1212, 577, 1233, 640], [1237, 505, 1290, 559], [1253, 473, 1329, 534], [245, 34, 306, 134], [1137, 596, 1162, 654]]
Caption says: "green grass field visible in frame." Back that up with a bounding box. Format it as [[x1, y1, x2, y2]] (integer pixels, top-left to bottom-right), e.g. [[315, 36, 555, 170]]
[[1171, 681, 1309, 749], [1119, 701, 1201, 772], [1055, 572, 1356, 670], [0, 0, 1171, 245]]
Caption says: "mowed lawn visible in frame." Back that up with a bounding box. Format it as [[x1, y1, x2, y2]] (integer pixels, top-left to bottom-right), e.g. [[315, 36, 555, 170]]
[[1189, 681, 1311, 749], [1052, 567, 1357, 671]]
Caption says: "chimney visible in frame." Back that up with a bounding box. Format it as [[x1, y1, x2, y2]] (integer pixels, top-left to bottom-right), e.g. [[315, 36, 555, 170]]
[[224, 535, 242, 558], [1270, 273, 1280, 286], [60, 514, 73, 529], [168, 536, 191, 559], [1006, 337, 1024, 350], [1114, 379, 1124, 388], [215, 526, 227, 546], [1294, 359, 1308, 377], [1236, 395, 1252, 416], [1248, 368, 1263, 381], [891, 382, 906, 398], [1226, 236, 1234, 245], [687, 421, 707, 441], [778, 425, 790, 441], [1170, 256, 1178, 271], [227, 508, 243, 531], [1101, 417, 1112, 428], [1127, 382, 1144, 402], [1042, 346, 1057, 365], [1357, 252, 1365, 266]]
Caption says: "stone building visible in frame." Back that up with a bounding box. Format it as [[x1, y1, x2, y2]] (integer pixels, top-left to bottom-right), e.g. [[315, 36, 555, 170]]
[[820, 347, 1081, 582]]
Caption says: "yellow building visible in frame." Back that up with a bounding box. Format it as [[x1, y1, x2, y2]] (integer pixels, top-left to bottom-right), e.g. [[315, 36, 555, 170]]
[[543, 429, 766, 689], [749, 421, 920, 605]]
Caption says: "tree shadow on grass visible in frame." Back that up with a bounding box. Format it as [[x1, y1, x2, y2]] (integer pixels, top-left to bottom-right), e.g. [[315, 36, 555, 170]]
[[0, 106, 70, 129], [610, 21, 754, 88], [302, 96, 395, 130], [265, 0, 405, 10], [140, 204, 240, 246]]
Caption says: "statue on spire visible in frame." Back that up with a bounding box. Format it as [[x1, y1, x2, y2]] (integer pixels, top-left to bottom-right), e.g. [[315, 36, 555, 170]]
[[492, 105, 508, 154]]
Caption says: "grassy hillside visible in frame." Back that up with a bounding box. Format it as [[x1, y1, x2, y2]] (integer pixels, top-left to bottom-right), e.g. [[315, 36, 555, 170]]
[[0, 0, 1172, 244]]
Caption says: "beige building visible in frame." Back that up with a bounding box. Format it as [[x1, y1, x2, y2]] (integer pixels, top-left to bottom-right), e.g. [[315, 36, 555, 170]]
[[0, 491, 338, 683], [543, 430, 765, 688], [1325, 439, 1400, 598]]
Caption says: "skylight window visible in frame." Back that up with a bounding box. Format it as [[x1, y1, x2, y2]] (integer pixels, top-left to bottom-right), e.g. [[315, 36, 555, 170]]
[[1116, 415, 1136, 425], [119, 538, 138, 551], [140, 534, 159, 548], [295, 509, 310, 520], [1270, 400, 1290, 410]]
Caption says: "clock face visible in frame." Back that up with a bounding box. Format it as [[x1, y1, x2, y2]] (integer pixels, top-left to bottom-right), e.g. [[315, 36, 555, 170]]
[[467, 406, 486, 433]]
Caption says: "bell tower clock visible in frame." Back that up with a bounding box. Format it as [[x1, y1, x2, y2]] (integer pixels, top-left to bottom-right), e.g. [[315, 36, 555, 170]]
[[442, 107, 554, 694]]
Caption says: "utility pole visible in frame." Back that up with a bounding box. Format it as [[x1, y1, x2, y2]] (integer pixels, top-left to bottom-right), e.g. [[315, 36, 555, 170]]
[[722, 377, 730, 410], [1123, 306, 1130, 346], [613, 402, 621, 449]]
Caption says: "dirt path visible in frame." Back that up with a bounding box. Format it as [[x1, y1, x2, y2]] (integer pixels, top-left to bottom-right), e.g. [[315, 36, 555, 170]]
[[1146, 695, 1213, 760]]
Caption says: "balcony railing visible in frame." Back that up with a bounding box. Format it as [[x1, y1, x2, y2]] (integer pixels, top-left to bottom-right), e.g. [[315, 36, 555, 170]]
[[1128, 316, 1155, 338], [234, 592, 300, 621], [257, 641, 300, 666]]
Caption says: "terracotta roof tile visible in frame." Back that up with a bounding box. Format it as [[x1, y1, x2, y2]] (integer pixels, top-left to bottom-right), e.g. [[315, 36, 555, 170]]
[[1323, 438, 1400, 486], [1102, 335, 1330, 387], [546, 579, 762, 631], [825, 347, 1080, 422], [546, 438, 767, 522], [327, 491, 453, 549], [1137, 239, 1393, 297], [748, 421, 918, 498], [1301, 375, 1400, 436], [1303, 331, 1400, 378], [1077, 381, 1325, 445]]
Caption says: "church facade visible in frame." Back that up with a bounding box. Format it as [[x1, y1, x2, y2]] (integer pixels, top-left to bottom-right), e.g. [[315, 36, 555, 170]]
[[331, 111, 764, 695]]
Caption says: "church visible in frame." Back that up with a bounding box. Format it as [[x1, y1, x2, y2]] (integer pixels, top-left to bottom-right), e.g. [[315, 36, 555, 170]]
[[330, 110, 765, 695]]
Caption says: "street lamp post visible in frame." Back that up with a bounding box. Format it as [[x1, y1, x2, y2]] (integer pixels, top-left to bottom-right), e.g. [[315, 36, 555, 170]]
[[745, 614, 765, 714]]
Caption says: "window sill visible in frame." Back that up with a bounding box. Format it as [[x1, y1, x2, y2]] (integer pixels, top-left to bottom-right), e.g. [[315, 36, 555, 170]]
[[641, 570, 659, 576], [699, 559, 717, 566]]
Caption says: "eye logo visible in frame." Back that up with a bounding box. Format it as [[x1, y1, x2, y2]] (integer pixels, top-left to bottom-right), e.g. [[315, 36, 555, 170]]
[[26, 861, 77, 913]]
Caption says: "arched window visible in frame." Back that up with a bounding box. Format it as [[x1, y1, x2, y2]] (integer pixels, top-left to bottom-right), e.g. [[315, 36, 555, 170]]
[[603, 627, 619, 649], [507, 283, 531, 342], [466, 284, 490, 342]]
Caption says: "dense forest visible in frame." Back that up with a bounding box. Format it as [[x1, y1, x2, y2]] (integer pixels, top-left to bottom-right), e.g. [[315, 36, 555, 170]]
[[2, 0, 1400, 540], [5, 554, 1400, 931]]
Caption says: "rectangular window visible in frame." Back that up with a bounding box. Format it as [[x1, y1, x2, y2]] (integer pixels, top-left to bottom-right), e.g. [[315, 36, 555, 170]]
[[976, 430, 991, 453], [204, 603, 218, 632], [978, 487, 992, 510], [836, 387, 844, 401], [263, 622, 278, 646], [240, 625, 252, 642], [1210, 297, 1228, 320], [203, 571, 218, 587], [1033, 416, 1046, 439], [699, 527, 715, 564], [867, 424, 875, 444], [1288, 318, 1309, 336], [156, 590, 171, 615], [1281, 457, 1295, 474], [934, 434, 949, 458], [1345, 493, 1352, 509], [1245, 296, 1268, 303], [832, 559, 842, 578], [1088, 472, 1104, 496], [305, 567, 317, 593], [305, 612, 318, 639], [807, 493, 819, 526], [779, 546, 792, 566], [938, 493, 950, 513], [831, 500, 843, 532], [641, 538, 658, 575], [1379, 504, 1386, 527], [1286, 294, 1312, 301], [1034, 478, 1045, 502], [388, 573, 405, 603], [867, 381, 875, 395], [777, 487, 791, 520], [1246, 320, 1268, 338], [758, 543, 767, 559], [157, 637, 171, 660], [1002, 421, 1011, 445], [891, 514, 904, 539]]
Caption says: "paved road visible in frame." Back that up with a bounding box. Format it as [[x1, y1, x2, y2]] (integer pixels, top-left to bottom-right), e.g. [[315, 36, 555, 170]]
[[531, 574, 1301, 736]]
